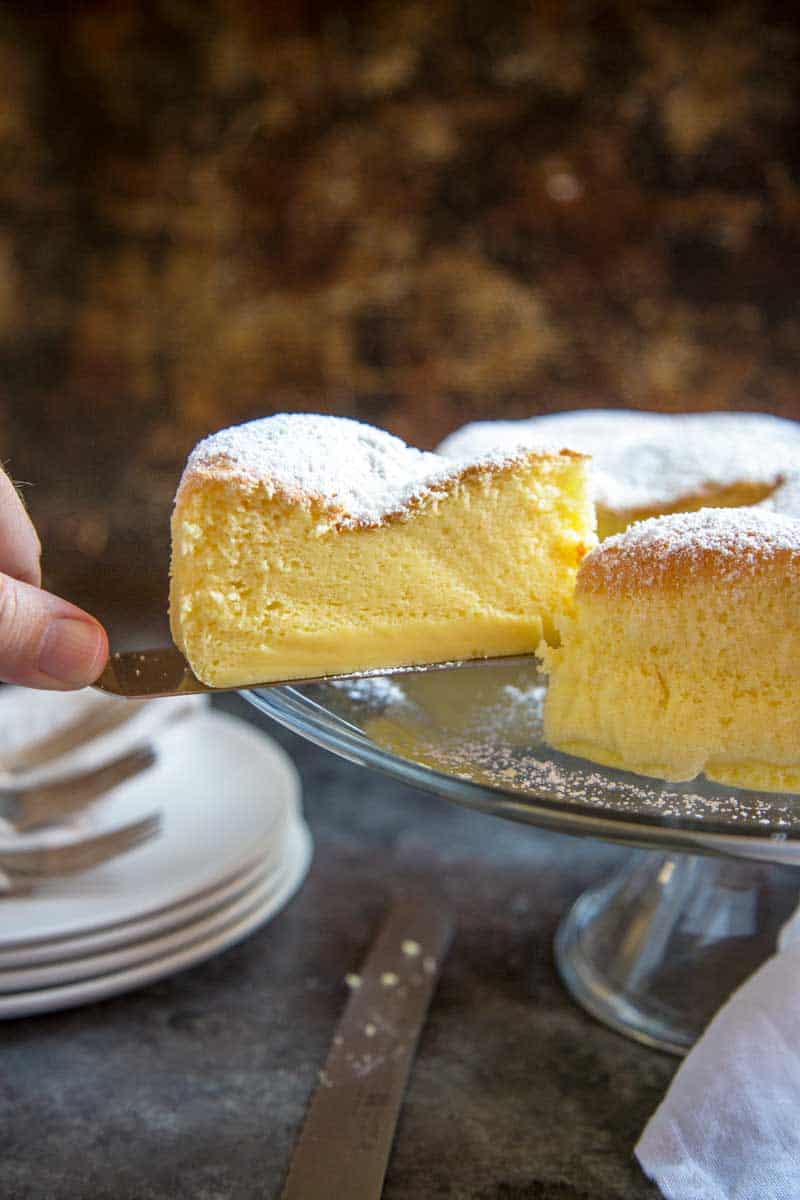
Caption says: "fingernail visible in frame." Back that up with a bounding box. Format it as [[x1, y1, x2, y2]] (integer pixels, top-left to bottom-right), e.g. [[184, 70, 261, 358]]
[[39, 619, 106, 686]]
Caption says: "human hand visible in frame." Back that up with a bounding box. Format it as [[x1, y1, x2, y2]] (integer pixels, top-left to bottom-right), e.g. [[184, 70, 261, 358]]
[[0, 469, 108, 689]]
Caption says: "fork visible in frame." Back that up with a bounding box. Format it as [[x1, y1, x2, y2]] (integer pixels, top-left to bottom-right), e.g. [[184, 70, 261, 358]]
[[0, 699, 153, 776], [0, 744, 156, 832], [0, 812, 162, 878]]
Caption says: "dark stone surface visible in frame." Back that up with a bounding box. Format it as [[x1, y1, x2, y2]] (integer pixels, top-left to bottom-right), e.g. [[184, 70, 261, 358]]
[[2, 692, 671, 1199]]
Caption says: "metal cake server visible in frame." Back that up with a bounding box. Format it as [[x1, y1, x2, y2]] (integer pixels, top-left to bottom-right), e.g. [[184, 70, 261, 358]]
[[94, 645, 535, 699]]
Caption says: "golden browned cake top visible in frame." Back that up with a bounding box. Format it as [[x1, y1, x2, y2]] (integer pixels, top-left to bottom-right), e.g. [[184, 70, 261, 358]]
[[578, 507, 800, 597], [175, 413, 584, 529]]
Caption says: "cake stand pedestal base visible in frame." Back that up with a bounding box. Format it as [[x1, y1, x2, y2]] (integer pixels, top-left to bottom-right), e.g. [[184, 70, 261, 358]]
[[555, 851, 800, 1056]]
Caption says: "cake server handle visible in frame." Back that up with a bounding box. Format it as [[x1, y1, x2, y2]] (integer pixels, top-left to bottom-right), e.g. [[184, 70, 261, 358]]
[[94, 645, 536, 699], [281, 893, 453, 1200]]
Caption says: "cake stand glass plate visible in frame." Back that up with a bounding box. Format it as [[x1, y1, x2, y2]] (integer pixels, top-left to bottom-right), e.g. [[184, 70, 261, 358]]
[[245, 659, 800, 1055]]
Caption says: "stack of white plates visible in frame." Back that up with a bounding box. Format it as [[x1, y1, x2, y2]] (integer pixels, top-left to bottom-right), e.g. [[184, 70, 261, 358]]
[[0, 708, 312, 1018]]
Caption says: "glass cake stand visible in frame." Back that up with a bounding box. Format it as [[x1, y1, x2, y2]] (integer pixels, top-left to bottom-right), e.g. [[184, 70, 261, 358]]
[[244, 660, 800, 1056]]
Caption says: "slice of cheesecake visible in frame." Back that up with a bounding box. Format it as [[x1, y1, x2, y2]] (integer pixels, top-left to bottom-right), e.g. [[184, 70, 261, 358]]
[[170, 414, 596, 687]]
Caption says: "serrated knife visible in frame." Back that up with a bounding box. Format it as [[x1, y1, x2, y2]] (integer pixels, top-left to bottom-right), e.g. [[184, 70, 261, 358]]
[[281, 894, 453, 1200]]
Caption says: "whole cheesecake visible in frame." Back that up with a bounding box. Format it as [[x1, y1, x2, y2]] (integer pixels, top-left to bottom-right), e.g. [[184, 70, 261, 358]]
[[539, 507, 800, 791], [170, 414, 596, 687], [439, 409, 800, 538]]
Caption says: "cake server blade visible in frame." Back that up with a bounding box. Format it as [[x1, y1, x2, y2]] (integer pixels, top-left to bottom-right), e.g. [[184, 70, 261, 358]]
[[94, 646, 536, 699], [281, 893, 453, 1200]]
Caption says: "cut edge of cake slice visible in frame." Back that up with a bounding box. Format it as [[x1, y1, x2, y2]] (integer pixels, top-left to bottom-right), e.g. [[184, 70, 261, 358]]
[[170, 414, 597, 687]]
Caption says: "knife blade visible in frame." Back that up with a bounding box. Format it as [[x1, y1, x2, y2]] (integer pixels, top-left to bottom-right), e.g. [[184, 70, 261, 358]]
[[281, 894, 453, 1200]]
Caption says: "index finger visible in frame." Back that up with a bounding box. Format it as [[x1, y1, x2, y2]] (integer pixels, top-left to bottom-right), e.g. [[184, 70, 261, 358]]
[[0, 468, 42, 587]]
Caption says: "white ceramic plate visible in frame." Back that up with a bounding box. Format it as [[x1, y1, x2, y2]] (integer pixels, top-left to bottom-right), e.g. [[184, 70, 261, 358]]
[[0, 800, 307, 972], [0, 710, 301, 948], [0, 821, 312, 1018], [0, 818, 310, 992], [0, 856, 270, 969], [0, 792, 299, 969]]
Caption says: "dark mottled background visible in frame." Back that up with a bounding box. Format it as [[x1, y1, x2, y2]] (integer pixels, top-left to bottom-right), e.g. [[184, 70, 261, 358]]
[[1, 0, 799, 639]]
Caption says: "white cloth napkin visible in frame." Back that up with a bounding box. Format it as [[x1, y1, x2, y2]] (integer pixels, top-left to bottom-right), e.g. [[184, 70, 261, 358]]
[[636, 915, 800, 1200]]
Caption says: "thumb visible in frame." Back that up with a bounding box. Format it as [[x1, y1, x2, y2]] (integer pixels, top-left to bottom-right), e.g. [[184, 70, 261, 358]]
[[0, 573, 108, 689]]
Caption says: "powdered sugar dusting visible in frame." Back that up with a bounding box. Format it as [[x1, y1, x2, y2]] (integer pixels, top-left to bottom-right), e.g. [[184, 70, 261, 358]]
[[330, 676, 410, 709], [181, 413, 535, 526], [761, 471, 800, 519], [439, 409, 800, 515], [581, 506, 800, 593], [297, 663, 800, 836]]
